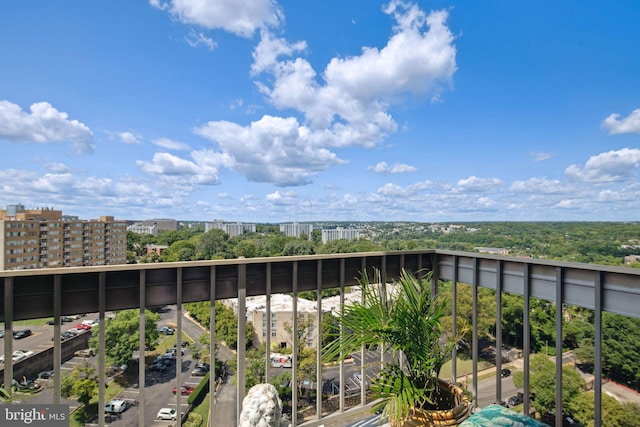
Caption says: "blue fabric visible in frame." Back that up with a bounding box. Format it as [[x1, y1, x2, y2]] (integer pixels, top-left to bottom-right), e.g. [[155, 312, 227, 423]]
[[459, 404, 547, 426]]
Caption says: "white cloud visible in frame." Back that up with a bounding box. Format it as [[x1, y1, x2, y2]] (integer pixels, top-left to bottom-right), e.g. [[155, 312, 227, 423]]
[[195, 115, 346, 186], [456, 176, 503, 192], [266, 190, 296, 203], [136, 149, 224, 185], [510, 177, 566, 194], [119, 131, 142, 144], [152, 137, 190, 150], [530, 151, 553, 161], [251, 30, 307, 75], [377, 180, 434, 197], [150, 0, 282, 37], [565, 148, 640, 183], [185, 29, 217, 50], [554, 199, 581, 209], [253, 4, 456, 140], [210, 2, 456, 185], [602, 109, 640, 135], [45, 162, 71, 173], [0, 100, 94, 154], [368, 161, 417, 173]]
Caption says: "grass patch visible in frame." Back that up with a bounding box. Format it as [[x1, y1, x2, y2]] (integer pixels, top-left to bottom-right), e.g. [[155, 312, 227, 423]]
[[1, 318, 53, 328], [439, 357, 494, 380], [190, 392, 211, 426]]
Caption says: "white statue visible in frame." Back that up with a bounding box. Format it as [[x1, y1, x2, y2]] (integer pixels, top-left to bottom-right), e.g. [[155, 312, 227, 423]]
[[238, 383, 289, 427]]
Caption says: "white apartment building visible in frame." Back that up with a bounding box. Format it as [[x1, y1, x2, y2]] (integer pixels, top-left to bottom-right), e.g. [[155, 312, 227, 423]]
[[127, 223, 158, 236], [205, 219, 256, 237], [280, 222, 313, 240], [321, 227, 361, 244]]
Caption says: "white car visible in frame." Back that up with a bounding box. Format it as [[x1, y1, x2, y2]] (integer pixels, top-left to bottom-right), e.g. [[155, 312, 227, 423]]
[[156, 408, 177, 420], [104, 399, 129, 414], [14, 349, 34, 358]]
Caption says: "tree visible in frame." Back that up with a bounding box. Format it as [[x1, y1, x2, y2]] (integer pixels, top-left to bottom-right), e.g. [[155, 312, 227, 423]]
[[185, 301, 254, 350], [196, 229, 232, 259], [282, 239, 315, 256], [234, 239, 258, 258], [61, 362, 98, 424], [567, 391, 640, 427], [89, 309, 160, 366], [283, 315, 317, 396], [512, 354, 585, 414], [161, 239, 197, 262]]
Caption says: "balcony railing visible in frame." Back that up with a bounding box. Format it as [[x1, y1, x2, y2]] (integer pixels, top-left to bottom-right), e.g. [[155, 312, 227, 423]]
[[2, 250, 640, 426]]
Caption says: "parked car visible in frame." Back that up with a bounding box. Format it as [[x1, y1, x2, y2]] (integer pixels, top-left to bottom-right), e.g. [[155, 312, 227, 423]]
[[191, 366, 209, 376], [74, 348, 94, 358], [508, 392, 524, 407], [37, 370, 55, 380], [154, 357, 174, 366], [60, 331, 75, 340], [148, 362, 168, 372], [74, 323, 91, 331], [500, 368, 511, 378], [159, 352, 176, 360], [173, 385, 195, 395], [14, 349, 34, 358], [542, 412, 580, 426], [0, 330, 4, 338], [106, 364, 127, 377], [159, 326, 174, 335], [13, 329, 32, 339], [156, 408, 177, 421], [104, 399, 129, 414]]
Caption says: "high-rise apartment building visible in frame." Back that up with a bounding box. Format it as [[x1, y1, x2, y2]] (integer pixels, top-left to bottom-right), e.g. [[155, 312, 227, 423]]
[[279, 222, 313, 239], [0, 206, 127, 270], [205, 219, 256, 237], [321, 227, 361, 243]]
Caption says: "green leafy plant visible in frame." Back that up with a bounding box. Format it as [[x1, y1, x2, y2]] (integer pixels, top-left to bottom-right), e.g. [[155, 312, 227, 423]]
[[323, 269, 466, 424]]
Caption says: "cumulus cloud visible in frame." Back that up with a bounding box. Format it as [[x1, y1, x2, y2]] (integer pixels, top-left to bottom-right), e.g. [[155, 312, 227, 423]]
[[510, 177, 566, 194], [190, 2, 455, 186], [565, 148, 640, 183], [150, 0, 282, 37], [136, 149, 226, 184], [377, 180, 434, 197], [253, 4, 456, 134], [456, 176, 503, 192], [266, 190, 296, 204], [195, 115, 346, 186], [368, 161, 417, 173], [602, 109, 640, 135], [45, 162, 71, 173], [0, 100, 94, 154], [119, 131, 142, 144], [151, 1, 456, 187], [152, 137, 190, 150]]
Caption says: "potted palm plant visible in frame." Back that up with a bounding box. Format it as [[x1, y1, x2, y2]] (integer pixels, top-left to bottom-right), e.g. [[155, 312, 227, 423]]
[[323, 269, 471, 426]]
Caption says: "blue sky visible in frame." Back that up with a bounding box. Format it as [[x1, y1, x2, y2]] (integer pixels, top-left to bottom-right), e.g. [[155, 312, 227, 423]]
[[1, 1, 639, 223]]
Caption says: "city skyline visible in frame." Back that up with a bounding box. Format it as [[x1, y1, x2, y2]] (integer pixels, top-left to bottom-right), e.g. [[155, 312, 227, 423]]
[[1, 1, 639, 222]]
